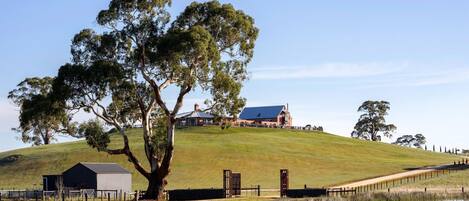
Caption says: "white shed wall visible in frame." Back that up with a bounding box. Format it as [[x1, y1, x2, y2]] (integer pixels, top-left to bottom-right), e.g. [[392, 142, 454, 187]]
[[96, 173, 132, 192]]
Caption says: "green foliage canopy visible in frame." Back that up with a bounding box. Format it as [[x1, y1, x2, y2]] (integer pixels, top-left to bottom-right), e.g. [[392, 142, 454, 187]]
[[352, 100, 396, 141], [8, 77, 76, 145], [51, 0, 258, 199], [393, 134, 427, 148]]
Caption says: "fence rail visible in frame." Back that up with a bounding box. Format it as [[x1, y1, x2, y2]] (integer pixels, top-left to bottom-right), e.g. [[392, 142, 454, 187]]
[[327, 163, 469, 196], [0, 190, 136, 201]]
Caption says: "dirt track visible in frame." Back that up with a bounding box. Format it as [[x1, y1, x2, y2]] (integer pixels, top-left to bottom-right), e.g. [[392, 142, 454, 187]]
[[331, 164, 452, 188]]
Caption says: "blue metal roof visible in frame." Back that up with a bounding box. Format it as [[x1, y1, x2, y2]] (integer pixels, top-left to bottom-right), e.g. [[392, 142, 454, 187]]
[[239, 105, 285, 120]]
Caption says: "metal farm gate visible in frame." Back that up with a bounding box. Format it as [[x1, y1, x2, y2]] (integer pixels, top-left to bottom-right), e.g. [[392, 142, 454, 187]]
[[231, 173, 241, 196]]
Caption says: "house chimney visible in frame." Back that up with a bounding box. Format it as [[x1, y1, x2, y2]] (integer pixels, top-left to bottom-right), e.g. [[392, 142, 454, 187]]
[[194, 103, 200, 112]]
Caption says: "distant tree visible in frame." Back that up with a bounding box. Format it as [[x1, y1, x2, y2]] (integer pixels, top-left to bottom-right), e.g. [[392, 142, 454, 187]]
[[352, 100, 396, 141], [393, 135, 415, 147], [51, 0, 258, 200], [413, 134, 426, 148], [317, 126, 324, 132], [393, 134, 426, 148], [351, 130, 360, 139], [8, 77, 76, 145]]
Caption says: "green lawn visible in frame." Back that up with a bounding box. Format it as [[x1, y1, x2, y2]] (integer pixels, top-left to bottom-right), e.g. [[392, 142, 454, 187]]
[[0, 126, 460, 190]]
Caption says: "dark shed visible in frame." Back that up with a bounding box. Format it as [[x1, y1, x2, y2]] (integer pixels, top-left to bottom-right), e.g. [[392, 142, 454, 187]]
[[62, 162, 131, 192], [42, 175, 63, 191]]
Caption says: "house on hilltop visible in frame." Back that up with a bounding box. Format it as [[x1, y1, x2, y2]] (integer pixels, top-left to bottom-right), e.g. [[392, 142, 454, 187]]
[[175, 103, 294, 128], [238, 105, 292, 127], [176, 104, 215, 127]]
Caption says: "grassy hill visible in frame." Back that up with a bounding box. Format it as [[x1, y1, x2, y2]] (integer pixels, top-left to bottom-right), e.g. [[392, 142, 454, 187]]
[[0, 126, 460, 190]]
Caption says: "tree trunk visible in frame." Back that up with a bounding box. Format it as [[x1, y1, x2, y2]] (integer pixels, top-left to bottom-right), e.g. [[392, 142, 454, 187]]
[[142, 172, 166, 201], [142, 121, 174, 200], [371, 131, 378, 141], [43, 130, 51, 145]]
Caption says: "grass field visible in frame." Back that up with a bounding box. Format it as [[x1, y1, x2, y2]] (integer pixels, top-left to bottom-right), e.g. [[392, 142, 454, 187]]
[[391, 168, 469, 189], [0, 126, 460, 190]]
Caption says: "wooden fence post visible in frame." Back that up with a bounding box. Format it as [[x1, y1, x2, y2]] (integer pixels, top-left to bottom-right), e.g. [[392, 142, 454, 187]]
[[257, 185, 260, 196], [107, 193, 110, 201]]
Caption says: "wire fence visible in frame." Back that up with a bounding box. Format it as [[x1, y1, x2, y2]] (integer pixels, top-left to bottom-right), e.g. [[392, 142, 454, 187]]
[[0, 190, 136, 201]]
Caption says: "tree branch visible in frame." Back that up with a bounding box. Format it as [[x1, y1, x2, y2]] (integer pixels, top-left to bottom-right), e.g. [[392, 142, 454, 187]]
[[106, 147, 150, 179], [159, 140, 174, 178], [137, 45, 171, 116], [106, 130, 150, 179], [171, 85, 192, 117]]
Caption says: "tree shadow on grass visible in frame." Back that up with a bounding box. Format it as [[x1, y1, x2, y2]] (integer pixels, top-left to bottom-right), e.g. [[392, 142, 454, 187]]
[[403, 164, 469, 171], [0, 154, 24, 166]]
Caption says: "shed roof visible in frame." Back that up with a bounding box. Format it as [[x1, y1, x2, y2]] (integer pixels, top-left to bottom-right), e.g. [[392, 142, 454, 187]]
[[176, 111, 214, 119], [239, 105, 285, 120], [78, 162, 131, 174]]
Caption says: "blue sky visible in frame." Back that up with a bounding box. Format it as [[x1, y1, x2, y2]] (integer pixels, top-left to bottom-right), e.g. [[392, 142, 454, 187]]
[[1, 0, 469, 151]]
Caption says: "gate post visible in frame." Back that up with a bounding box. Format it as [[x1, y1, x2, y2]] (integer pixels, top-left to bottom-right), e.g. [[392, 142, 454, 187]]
[[223, 170, 232, 198], [280, 169, 289, 198], [231, 173, 241, 196]]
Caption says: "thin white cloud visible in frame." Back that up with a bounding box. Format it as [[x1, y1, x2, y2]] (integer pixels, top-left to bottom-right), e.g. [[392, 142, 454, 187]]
[[408, 68, 469, 86], [251, 62, 469, 88], [357, 67, 469, 88], [250, 62, 406, 80]]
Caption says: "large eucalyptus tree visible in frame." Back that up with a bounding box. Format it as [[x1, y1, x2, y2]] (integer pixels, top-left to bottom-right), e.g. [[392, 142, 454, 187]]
[[352, 100, 396, 141], [52, 0, 258, 199], [8, 77, 75, 145]]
